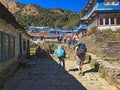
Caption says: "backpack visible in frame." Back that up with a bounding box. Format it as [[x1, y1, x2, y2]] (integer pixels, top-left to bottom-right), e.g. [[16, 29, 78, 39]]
[[72, 36, 76, 41], [59, 35, 62, 40], [55, 46, 65, 58], [77, 44, 86, 57]]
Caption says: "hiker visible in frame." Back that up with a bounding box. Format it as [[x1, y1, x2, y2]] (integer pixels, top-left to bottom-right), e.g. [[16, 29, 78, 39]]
[[36, 46, 41, 58], [74, 43, 87, 75], [67, 38, 71, 49], [72, 35, 76, 45], [72, 34, 78, 45], [58, 35, 63, 44], [54, 45, 66, 69], [63, 36, 67, 44]]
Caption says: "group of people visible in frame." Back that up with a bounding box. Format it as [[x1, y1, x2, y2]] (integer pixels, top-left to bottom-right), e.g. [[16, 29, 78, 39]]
[[58, 34, 78, 49], [54, 42, 87, 76]]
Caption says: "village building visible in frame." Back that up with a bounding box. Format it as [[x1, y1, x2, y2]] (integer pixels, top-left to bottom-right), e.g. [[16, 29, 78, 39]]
[[80, 0, 120, 31], [0, 2, 31, 87]]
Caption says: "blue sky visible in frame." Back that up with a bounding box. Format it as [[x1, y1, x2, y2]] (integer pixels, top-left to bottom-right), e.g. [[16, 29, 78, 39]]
[[16, 0, 88, 12]]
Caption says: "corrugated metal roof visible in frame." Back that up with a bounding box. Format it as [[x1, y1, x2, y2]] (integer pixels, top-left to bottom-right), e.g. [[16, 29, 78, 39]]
[[29, 33, 61, 37]]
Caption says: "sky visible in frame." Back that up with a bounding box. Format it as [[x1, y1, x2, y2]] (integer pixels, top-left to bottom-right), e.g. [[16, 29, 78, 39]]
[[16, 0, 88, 12]]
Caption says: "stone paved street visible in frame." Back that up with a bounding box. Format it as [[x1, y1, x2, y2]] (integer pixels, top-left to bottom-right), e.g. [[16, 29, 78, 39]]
[[0, 54, 118, 90]]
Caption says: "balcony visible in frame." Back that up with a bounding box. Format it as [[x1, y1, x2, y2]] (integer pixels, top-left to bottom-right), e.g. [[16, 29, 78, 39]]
[[81, 3, 97, 20]]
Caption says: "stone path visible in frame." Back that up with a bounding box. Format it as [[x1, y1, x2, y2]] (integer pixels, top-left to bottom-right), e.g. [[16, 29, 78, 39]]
[[1, 55, 118, 90]]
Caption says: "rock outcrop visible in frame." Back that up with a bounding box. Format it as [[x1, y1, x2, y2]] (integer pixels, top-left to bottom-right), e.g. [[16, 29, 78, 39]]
[[21, 4, 39, 16], [0, 0, 39, 15]]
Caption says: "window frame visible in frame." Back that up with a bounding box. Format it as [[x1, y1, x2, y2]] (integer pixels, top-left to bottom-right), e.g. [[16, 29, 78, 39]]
[[0, 33, 2, 61], [110, 17, 115, 25], [116, 17, 120, 25], [100, 18, 104, 25], [0, 31, 15, 63], [3, 34, 10, 60], [99, 17, 116, 26], [23, 39, 27, 51], [104, 0, 119, 6]]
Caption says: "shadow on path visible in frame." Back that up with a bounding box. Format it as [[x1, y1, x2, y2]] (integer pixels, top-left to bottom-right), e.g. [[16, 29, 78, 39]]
[[68, 68, 79, 72], [1, 54, 87, 90], [83, 68, 98, 75], [83, 63, 99, 75]]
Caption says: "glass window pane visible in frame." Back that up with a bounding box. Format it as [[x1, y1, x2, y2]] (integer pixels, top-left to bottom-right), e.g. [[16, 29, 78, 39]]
[[111, 18, 114, 25], [0, 34, 1, 60], [10, 37, 15, 57], [104, 0, 118, 5], [113, 0, 118, 4], [100, 18, 103, 25], [117, 17, 120, 24], [23, 39, 26, 51], [105, 18, 109, 25], [3, 35, 9, 59]]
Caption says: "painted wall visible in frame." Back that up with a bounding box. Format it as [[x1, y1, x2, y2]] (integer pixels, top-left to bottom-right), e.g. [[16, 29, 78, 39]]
[[88, 19, 98, 29]]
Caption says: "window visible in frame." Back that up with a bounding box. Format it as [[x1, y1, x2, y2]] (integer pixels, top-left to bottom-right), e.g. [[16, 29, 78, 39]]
[[100, 17, 116, 25], [105, 18, 109, 25], [100, 18, 104, 25], [0, 31, 15, 62], [104, 0, 118, 6], [3, 35, 9, 59], [117, 17, 120, 24], [10, 37, 15, 57], [111, 17, 114, 25], [23, 39, 26, 51], [0, 34, 2, 60]]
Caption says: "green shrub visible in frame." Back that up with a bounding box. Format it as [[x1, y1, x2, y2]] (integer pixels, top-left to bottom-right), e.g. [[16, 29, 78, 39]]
[[103, 28, 112, 33]]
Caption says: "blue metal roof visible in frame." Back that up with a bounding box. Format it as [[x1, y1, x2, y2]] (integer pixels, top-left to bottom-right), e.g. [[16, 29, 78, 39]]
[[78, 25, 88, 30], [54, 28, 61, 30], [45, 26, 49, 28]]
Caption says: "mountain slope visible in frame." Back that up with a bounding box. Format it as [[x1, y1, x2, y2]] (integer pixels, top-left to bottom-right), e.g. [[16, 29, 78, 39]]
[[1, 0, 80, 29]]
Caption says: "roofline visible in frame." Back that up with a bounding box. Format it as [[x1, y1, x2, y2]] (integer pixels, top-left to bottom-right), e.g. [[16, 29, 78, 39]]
[[82, 0, 96, 11], [0, 2, 31, 38], [0, 2, 23, 29]]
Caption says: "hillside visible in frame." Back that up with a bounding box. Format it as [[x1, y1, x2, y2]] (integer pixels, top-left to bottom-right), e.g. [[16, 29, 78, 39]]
[[0, 0, 80, 29]]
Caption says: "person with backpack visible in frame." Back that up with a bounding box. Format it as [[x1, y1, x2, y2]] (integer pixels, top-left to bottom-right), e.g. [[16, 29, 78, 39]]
[[74, 42, 87, 75], [67, 38, 71, 49], [54, 45, 66, 69], [58, 35, 63, 44]]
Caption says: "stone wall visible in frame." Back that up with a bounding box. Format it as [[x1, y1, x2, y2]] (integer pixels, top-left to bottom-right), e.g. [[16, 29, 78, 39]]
[[0, 20, 19, 88], [88, 53, 120, 89], [0, 60, 19, 88], [79, 31, 120, 60], [79, 31, 120, 89]]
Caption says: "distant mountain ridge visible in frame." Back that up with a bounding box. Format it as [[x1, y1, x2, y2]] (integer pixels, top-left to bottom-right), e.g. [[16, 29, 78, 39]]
[[0, 0, 80, 29]]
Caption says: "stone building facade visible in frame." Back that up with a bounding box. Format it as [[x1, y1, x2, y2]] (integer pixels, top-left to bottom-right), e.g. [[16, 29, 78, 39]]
[[0, 2, 31, 87]]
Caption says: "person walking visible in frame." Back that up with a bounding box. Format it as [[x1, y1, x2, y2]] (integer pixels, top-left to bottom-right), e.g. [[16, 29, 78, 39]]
[[54, 45, 66, 69], [63, 36, 67, 44], [67, 38, 71, 49], [36, 46, 41, 59], [58, 35, 63, 44], [74, 43, 87, 75]]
